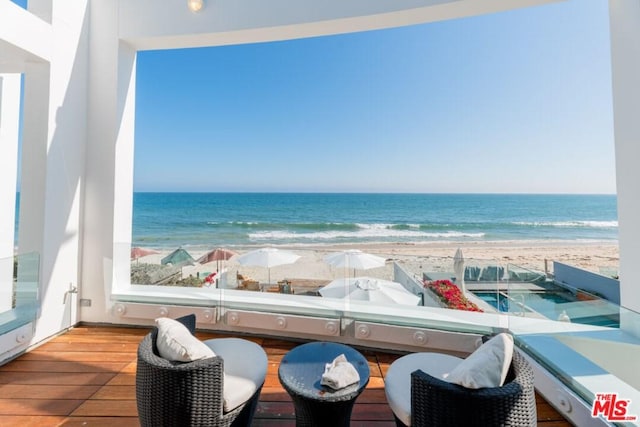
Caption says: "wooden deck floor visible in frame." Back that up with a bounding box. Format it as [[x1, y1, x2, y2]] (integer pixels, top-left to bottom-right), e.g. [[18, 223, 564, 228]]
[[0, 325, 573, 426]]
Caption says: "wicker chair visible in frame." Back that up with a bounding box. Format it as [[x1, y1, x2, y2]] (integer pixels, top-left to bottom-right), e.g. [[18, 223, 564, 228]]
[[408, 351, 536, 427], [136, 314, 265, 427]]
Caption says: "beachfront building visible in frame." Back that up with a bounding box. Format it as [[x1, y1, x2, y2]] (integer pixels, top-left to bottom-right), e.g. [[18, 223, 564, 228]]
[[1, 0, 639, 425]]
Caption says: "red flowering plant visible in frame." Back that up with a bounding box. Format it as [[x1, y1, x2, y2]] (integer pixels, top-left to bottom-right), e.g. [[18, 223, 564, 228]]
[[204, 272, 217, 286], [424, 279, 483, 312]]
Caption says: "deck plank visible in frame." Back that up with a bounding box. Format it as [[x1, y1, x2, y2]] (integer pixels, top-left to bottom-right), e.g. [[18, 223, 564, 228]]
[[0, 360, 129, 373], [70, 400, 138, 417], [0, 415, 66, 427], [0, 324, 572, 426], [0, 384, 100, 399], [0, 371, 115, 386], [0, 399, 84, 416], [57, 417, 141, 427]]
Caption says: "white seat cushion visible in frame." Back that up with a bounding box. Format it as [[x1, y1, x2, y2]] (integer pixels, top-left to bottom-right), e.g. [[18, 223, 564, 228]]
[[384, 352, 462, 426], [204, 338, 268, 412], [446, 333, 513, 389], [155, 317, 216, 362]]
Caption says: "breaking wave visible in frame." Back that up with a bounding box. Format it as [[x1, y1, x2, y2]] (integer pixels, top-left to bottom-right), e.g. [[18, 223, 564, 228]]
[[513, 220, 618, 228]]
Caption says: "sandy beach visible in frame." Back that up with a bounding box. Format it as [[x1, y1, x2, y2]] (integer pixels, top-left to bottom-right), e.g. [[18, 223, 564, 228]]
[[136, 241, 619, 289]]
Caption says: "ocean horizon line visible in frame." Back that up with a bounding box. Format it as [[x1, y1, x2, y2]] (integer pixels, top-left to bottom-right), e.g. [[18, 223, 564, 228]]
[[130, 190, 617, 196]]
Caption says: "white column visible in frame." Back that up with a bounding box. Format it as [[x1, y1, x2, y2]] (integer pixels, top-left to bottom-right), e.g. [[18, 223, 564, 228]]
[[18, 62, 49, 258], [609, 0, 640, 316], [0, 74, 21, 313], [112, 44, 137, 295], [81, 0, 137, 322], [19, 1, 90, 341]]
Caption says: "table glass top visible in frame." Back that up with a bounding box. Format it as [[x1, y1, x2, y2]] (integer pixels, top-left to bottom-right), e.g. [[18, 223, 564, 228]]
[[278, 341, 370, 400]]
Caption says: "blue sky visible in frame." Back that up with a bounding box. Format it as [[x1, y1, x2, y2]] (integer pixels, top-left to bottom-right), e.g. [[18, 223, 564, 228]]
[[134, 0, 615, 194]]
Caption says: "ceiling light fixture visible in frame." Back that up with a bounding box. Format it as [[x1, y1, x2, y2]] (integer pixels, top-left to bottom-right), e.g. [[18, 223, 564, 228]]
[[187, 0, 204, 13]]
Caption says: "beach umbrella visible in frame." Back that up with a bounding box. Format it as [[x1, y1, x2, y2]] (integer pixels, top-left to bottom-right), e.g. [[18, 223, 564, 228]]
[[236, 247, 301, 285], [198, 248, 237, 271], [324, 249, 386, 276], [161, 248, 195, 266], [453, 248, 466, 295], [319, 277, 420, 305], [130, 247, 159, 260]]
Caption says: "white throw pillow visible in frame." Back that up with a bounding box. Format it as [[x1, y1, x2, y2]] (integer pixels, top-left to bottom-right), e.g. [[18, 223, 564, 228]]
[[155, 317, 216, 362], [445, 333, 514, 389]]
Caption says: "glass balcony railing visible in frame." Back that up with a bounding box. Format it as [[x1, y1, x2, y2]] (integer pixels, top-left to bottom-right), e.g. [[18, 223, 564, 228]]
[[121, 247, 507, 335], [0, 252, 39, 335]]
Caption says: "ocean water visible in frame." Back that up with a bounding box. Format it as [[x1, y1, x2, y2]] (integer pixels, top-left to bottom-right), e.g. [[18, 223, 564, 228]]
[[131, 193, 618, 249]]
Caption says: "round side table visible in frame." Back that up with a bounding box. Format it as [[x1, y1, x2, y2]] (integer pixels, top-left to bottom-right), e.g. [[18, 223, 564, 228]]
[[278, 341, 370, 427]]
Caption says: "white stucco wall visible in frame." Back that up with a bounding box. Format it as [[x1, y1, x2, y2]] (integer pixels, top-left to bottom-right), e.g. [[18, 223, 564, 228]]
[[609, 0, 640, 315]]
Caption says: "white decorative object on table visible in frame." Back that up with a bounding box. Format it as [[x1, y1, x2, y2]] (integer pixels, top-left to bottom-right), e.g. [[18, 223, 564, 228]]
[[321, 353, 360, 390]]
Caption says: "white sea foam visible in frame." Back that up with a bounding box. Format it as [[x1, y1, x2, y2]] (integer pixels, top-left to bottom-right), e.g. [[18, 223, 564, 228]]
[[355, 223, 426, 230], [248, 229, 485, 241], [355, 223, 395, 229], [513, 220, 618, 228]]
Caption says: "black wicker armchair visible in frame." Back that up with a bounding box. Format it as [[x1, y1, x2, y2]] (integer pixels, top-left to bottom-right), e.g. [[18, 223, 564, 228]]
[[136, 314, 264, 427], [409, 351, 537, 427]]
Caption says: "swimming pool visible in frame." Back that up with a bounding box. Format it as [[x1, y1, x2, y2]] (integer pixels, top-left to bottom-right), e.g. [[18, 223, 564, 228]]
[[474, 290, 619, 328]]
